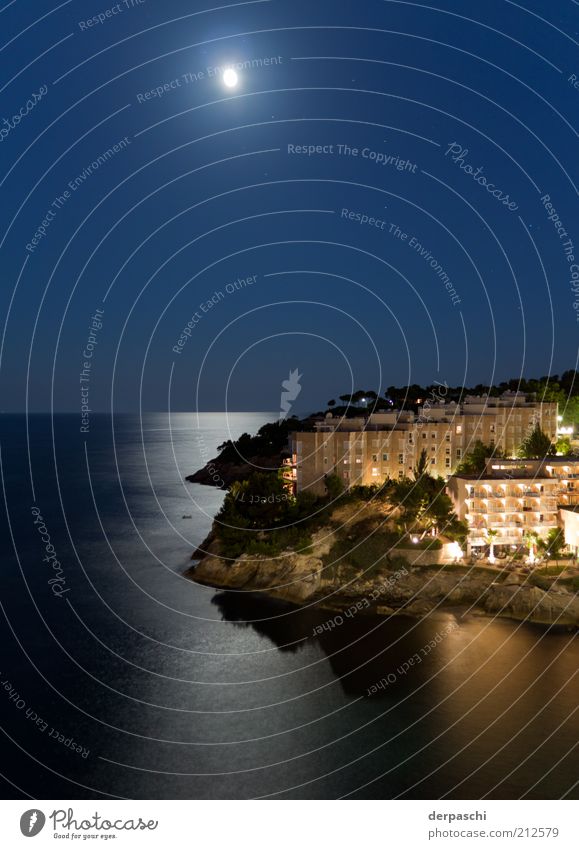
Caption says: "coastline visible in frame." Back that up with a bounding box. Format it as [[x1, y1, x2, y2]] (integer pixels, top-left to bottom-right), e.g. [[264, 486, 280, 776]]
[[186, 529, 579, 629]]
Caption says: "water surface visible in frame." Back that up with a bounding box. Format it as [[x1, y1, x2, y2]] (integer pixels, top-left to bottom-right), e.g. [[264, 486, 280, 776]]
[[0, 413, 577, 799]]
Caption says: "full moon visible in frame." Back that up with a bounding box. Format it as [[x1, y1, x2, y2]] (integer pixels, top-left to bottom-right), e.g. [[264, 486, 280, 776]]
[[223, 68, 238, 88]]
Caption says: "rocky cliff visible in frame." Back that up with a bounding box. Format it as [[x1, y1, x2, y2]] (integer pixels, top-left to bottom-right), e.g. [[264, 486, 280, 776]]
[[187, 528, 579, 628]]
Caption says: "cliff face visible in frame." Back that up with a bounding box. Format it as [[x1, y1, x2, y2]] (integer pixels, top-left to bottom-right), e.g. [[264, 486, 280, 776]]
[[188, 529, 579, 628]]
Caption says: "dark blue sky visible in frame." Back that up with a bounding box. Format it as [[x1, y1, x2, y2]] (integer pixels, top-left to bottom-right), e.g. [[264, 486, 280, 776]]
[[1, 0, 578, 412]]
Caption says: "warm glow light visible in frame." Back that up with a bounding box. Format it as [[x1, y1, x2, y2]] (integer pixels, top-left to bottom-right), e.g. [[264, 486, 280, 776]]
[[449, 541, 463, 559], [223, 68, 239, 87]]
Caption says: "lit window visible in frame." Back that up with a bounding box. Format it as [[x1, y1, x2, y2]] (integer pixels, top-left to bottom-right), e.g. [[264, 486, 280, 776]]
[[371, 468, 379, 477], [456, 425, 462, 434]]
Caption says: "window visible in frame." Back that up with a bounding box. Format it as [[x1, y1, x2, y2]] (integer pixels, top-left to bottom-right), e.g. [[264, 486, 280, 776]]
[[323, 457, 328, 465], [398, 453, 404, 464], [456, 448, 462, 458], [456, 425, 462, 434], [382, 453, 388, 461], [490, 424, 495, 433], [445, 458, 451, 468], [445, 433, 451, 442], [431, 432, 436, 439], [355, 457, 362, 464], [372, 454, 378, 462], [398, 470, 404, 479], [445, 447, 450, 454], [431, 446, 436, 452], [431, 458, 436, 465], [422, 432, 427, 439], [371, 467, 379, 477]]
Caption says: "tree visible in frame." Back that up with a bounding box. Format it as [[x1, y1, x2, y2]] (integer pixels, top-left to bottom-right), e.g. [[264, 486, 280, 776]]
[[324, 473, 344, 501], [485, 528, 498, 563], [413, 448, 429, 480], [524, 530, 540, 564], [351, 389, 370, 404], [538, 527, 565, 562], [391, 474, 466, 540], [327, 399, 336, 407], [556, 435, 571, 456], [518, 424, 555, 459], [219, 472, 291, 529], [455, 440, 504, 475]]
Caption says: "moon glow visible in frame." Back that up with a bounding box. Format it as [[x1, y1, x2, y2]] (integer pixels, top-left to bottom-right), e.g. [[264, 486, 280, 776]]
[[223, 68, 239, 88]]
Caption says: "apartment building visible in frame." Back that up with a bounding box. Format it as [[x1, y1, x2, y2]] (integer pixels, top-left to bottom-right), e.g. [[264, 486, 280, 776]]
[[291, 393, 557, 496], [447, 457, 579, 554]]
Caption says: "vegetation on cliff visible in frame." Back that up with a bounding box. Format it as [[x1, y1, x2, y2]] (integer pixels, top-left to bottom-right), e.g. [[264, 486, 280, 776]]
[[207, 466, 467, 563], [186, 416, 311, 487]]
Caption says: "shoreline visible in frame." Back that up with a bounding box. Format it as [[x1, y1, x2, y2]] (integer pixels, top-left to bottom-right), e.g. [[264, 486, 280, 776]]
[[186, 540, 579, 630]]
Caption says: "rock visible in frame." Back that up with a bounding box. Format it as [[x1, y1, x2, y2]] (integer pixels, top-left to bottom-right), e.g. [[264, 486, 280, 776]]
[[187, 510, 579, 628]]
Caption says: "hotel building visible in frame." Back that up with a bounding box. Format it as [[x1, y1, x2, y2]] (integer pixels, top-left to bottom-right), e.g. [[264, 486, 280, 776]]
[[447, 457, 579, 554], [290, 393, 558, 496]]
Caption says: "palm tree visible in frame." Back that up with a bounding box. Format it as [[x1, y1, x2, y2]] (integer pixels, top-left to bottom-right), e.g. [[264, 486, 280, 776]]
[[485, 528, 498, 563], [524, 530, 539, 564]]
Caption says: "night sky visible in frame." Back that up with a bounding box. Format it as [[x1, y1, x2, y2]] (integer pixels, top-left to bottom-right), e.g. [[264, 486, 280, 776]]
[[1, 0, 578, 413]]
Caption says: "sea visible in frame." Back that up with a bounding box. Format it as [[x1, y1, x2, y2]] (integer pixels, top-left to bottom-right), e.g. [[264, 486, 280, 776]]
[[0, 413, 577, 800]]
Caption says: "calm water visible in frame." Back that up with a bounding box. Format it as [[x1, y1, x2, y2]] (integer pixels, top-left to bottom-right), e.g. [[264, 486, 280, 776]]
[[0, 413, 577, 799]]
